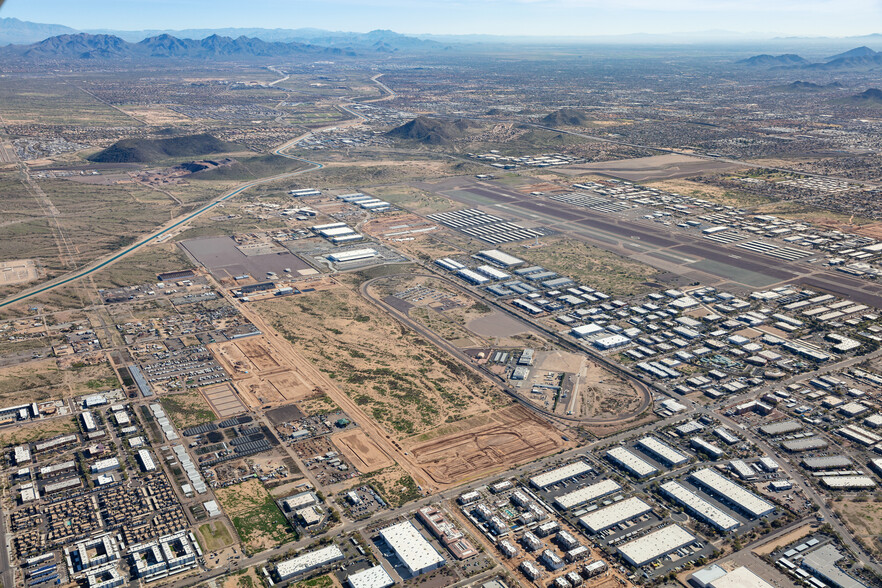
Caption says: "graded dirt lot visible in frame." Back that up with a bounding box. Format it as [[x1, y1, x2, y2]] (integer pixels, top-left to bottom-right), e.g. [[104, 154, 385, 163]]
[[333, 429, 394, 473], [209, 336, 318, 408], [0, 260, 39, 286], [403, 404, 567, 486], [159, 391, 217, 429]]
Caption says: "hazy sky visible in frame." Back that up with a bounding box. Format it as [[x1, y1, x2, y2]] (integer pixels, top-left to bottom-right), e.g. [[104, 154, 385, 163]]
[[1, 0, 879, 37]]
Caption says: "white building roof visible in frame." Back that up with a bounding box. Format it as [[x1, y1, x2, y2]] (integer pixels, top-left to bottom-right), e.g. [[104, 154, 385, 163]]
[[379, 520, 445, 575], [530, 461, 592, 488], [346, 564, 395, 588], [637, 436, 689, 466], [579, 497, 652, 534], [617, 524, 696, 566], [606, 446, 657, 477], [276, 545, 344, 580], [660, 481, 740, 531], [555, 479, 621, 510], [690, 468, 774, 518], [709, 566, 774, 588]]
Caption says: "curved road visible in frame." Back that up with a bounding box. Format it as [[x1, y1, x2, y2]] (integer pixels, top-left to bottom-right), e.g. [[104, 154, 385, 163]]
[[360, 272, 653, 425]]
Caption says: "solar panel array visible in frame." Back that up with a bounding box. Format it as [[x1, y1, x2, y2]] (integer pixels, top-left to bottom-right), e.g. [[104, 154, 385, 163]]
[[736, 240, 809, 261], [548, 192, 631, 213], [427, 208, 548, 244]]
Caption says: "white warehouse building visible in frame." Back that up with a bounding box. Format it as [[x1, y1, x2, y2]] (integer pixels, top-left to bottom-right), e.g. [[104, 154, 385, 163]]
[[379, 520, 446, 576], [617, 524, 696, 567]]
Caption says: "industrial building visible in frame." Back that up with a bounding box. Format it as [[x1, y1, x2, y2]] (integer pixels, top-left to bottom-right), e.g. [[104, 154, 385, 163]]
[[689, 468, 775, 519], [759, 420, 803, 436], [782, 437, 829, 452], [820, 476, 876, 490], [379, 520, 446, 576], [606, 446, 658, 478], [691, 565, 773, 588], [281, 491, 318, 512], [346, 564, 395, 588], [659, 481, 740, 532], [529, 461, 592, 489], [578, 497, 653, 534], [475, 249, 525, 267], [616, 524, 696, 567], [554, 479, 621, 510], [275, 545, 344, 581], [801, 456, 853, 471], [137, 449, 156, 472], [328, 248, 378, 263], [801, 545, 869, 588], [637, 436, 689, 466]]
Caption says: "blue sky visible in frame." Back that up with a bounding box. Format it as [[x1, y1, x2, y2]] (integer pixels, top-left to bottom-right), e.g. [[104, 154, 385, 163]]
[[1, 0, 878, 37]]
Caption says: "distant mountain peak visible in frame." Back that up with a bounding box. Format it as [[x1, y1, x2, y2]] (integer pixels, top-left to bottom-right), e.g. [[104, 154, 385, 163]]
[[737, 53, 808, 66]]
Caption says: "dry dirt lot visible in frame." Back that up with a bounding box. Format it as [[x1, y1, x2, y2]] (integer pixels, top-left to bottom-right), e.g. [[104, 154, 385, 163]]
[[403, 404, 567, 486], [0, 358, 117, 405], [253, 283, 505, 439], [835, 500, 882, 556], [209, 336, 319, 408], [0, 259, 39, 286], [333, 429, 394, 473]]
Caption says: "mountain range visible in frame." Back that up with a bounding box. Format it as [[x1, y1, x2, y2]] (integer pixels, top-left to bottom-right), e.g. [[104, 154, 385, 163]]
[[0, 18, 448, 58], [739, 46, 882, 69]]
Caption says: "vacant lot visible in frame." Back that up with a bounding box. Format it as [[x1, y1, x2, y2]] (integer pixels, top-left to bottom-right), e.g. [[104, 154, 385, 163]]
[[501, 236, 659, 296], [0, 416, 76, 447], [0, 358, 117, 405], [403, 404, 566, 487], [198, 520, 236, 552], [254, 283, 504, 439], [835, 499, 882, 556], [214, 479, 293, 555], [361, 465, 423, 508], [333, 429, 393, 473], [160, 391, 217, 430]]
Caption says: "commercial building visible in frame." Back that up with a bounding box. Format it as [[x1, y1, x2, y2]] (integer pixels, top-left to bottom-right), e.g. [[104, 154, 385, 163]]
[[281, 491, 318, 512], [606, 446, 658, 478], [659, 481, 740, 532], [328, 248, 378, 263], [782, 437, 829, 452], [554, 479, 621, 510], [90, 458, 120, 474], [820, 476, 876, 490], [578, 497, 653, 534], [275, 545, 344, 581], [691, 438, 724, 459], [691, 565, 773, 588], [637, 436, 689, 466], [346, 565, 395, 588], [801, 545, 869, 588], [689, 468, 775, 519], [616, 524, 696, 567], [137, 449, 156, 472], [759, 420, 803, 436], [802, 456, 853, 471], [476, 249, 525, 267], [529, 461, 592, 489], [379, 520, 446, 576]]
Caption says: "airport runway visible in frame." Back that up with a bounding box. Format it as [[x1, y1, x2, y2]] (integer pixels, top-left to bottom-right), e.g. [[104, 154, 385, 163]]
[[415, 177, 882, 307]]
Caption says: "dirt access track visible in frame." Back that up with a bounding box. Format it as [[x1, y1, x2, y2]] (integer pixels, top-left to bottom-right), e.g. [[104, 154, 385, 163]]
[[209, 336, 319, 408], [404, 405, 567, 486]]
